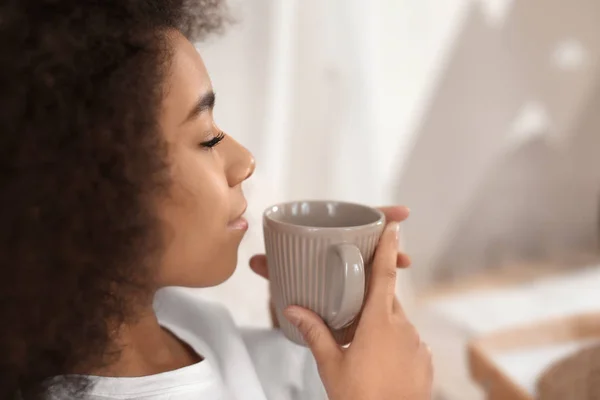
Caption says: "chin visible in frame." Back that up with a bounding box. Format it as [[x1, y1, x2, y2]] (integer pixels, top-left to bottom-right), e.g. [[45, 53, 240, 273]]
[[212, 259, 238, 286], [173, 261, 237, 288], [197, 254, 239, 288], [164, 241, 242, 288]]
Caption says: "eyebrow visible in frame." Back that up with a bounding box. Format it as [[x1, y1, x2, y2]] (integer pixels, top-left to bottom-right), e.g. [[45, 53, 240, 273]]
[[183, 91, 216, 124]]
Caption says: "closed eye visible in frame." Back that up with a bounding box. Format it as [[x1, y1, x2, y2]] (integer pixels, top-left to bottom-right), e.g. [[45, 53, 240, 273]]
[[200, 131, 225, 149]]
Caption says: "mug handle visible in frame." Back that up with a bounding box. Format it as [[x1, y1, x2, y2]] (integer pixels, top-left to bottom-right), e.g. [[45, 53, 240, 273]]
[[326, 243, 365, 330]]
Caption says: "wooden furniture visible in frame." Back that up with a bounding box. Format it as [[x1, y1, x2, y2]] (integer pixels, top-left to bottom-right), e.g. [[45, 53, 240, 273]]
[[413, 258, 600, 400], [468, 313, 600, 399]]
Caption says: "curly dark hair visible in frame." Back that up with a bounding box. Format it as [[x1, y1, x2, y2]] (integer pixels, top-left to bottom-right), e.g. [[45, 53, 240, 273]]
[[0, 0, 227, 398]]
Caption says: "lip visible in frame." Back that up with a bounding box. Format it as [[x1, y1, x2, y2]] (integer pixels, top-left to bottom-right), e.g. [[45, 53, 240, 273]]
[[228, 204, 248, 230], [228, 217, 249, 231]]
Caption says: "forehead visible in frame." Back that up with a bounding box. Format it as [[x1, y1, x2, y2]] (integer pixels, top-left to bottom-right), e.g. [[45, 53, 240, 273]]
[[161, 31, 212, 128]]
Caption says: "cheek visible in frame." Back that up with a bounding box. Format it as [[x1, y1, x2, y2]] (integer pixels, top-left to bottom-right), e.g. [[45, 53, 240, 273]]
[[171, 149, 231, 237], [184, 152, 230, 221], [194, 174, 230, 229], [157, 149, 233, 285]]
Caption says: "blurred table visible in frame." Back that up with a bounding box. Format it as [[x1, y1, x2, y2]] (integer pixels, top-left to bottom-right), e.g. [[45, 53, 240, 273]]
[[413, 259, 600, 400], [469, 312, 600, 399]]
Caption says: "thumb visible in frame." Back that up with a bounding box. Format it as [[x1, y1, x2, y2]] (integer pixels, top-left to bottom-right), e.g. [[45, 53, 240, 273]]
[[284, 306, 342, 375]]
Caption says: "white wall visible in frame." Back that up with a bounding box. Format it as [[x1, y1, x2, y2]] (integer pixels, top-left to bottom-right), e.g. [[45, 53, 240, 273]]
[[194, 0, 470, 326], [395, 0, 600, 288], [193, 0, 600, 326]]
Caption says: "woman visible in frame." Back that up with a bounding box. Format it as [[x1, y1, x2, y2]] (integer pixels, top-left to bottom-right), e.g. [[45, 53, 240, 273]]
[[0, 1, 433, 399]]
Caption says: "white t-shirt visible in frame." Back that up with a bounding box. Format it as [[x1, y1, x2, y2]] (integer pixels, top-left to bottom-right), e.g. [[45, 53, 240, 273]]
[[49, 287, 327, 400]]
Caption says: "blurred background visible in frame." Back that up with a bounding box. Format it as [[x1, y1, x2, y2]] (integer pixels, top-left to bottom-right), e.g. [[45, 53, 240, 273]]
[[194, 0, 600, 398]]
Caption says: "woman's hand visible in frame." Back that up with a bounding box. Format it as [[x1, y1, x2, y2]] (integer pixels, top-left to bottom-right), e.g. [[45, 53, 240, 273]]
[[249, 206, 412, 328], [285, 221, 433, 400]]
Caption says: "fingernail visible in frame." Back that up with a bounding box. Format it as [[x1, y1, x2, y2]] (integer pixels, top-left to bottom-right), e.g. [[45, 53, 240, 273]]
[[284, 307, 301, 327]]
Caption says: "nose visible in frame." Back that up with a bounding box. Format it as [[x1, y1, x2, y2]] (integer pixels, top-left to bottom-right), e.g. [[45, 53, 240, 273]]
[[224, 135, 255, 187]]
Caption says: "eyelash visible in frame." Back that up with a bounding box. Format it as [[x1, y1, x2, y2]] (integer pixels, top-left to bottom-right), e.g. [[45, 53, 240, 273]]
[[200, 131, 225, 149]]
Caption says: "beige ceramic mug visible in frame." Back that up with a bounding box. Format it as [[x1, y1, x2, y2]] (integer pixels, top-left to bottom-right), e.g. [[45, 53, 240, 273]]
[[263, 200, 385, 346]]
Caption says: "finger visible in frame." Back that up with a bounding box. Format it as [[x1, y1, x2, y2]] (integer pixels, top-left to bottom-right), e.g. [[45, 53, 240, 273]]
[[249, 254, 269, 279], [379, 208, 411, 268], [396, 252, 412, 268], [378, 206, 410, 223], [419, 341, 434, 385], [284, 306, 342, 378], [365, 222, 401, 313]]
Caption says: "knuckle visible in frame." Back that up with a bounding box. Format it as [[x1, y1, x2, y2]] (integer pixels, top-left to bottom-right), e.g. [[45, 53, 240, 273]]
[[385, 267, 397, 281], [426, 353, 434, 382], [411, 330, 422, 347], [400, 323, 420, 346], [300, 322, 322, 345], [420, 342, 433, 365], [424, 344, 432, 357], [422, 343, 432, 358], [371, 266, 396, 287], [373, 266, 396, 283]]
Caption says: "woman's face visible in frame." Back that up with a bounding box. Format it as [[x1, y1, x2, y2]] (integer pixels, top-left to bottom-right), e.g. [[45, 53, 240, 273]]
[[155, 31, 255, 288]]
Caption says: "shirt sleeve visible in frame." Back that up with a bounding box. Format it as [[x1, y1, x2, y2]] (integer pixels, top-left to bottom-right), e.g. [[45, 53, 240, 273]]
[[239, 328, 328, 400]]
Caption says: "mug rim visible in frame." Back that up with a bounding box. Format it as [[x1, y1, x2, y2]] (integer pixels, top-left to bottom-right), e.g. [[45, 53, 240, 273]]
[[263, 200, 385, 233]]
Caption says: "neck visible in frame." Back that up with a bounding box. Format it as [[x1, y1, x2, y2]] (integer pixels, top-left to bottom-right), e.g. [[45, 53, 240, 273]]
[[93, 302, 201, 377]]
